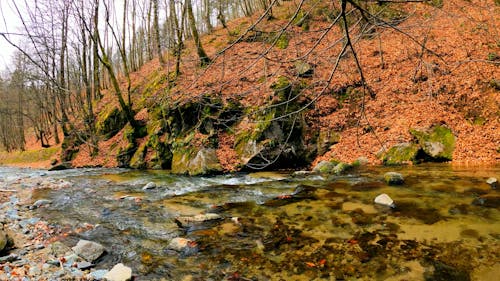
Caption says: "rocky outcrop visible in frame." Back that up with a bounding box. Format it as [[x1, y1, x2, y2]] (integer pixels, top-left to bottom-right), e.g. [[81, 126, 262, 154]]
[[234, 77, 311, 170]]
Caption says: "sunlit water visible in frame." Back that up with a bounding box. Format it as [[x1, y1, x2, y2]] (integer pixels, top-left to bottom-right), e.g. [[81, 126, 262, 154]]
[[3, 164, 499, 280]]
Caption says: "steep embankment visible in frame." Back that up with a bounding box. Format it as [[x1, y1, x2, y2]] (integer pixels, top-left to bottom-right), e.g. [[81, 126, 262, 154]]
[[66, 0, 498, 174]]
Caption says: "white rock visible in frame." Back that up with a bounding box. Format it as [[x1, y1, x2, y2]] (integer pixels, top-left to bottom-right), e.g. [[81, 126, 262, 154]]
[[374, 193, 395, 208], [103, 263, 132, 281], [486, 177, 497, 189], [142, 182, 157, 190]]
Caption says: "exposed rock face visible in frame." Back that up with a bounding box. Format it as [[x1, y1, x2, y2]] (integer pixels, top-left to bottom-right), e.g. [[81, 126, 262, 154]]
[[234, 76, 310, 170], [72, 240, 105, 262]]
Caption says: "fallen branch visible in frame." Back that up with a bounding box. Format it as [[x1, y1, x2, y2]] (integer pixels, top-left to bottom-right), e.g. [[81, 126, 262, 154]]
[[0, 189, 17, 192]]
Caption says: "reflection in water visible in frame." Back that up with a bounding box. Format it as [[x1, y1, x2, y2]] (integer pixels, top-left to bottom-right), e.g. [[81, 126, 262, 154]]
[[23, 164, 500, 280]]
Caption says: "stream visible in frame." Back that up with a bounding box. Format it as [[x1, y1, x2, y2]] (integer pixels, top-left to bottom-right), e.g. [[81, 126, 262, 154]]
[[1, 164, 499, 280]]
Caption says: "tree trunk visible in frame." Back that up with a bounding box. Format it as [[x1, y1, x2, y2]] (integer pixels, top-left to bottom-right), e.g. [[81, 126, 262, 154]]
[[186, 0, 211, 67]]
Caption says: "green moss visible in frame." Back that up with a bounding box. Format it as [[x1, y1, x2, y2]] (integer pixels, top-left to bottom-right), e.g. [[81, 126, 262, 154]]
[[96, 107, 127, 139], [130, 142, 148, 169], [410, 125, 455, 161], [0, 147, 59, 165], [293, 10, 310, 31], [382, 143, 420, 165], [274, 33, 289, 49]]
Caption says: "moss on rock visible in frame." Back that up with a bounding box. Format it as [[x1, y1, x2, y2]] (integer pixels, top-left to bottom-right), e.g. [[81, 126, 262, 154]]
[[410, 125, 455, 161], [382, 143, 420, 165]]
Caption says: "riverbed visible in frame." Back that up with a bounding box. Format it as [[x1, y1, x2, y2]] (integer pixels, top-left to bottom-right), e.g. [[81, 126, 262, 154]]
[[0, 164, 499, 280]]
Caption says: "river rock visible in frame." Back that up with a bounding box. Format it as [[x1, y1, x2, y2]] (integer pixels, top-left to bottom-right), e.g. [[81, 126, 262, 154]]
[[32, 199, 52, 209], [48, 162, 72, 171], [77, 261, 94, 270], [384, 172, 404, 185], [142, 182, 157, 190], [374, 193, 395, 208], [50, 241, 72, 257], [72, 240, 105, 262], [312, 161, 336, 173], [88, 269, 109, 280], [0, 229, 7, 251], [486, 177, 498, 189], [167, 238, 198, 254], [103, 263, 132, 281], [175, 213, 222, 228]]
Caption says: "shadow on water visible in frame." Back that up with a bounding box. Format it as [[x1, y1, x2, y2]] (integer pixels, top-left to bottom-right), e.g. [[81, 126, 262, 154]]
[[21, 164, 500, 280]]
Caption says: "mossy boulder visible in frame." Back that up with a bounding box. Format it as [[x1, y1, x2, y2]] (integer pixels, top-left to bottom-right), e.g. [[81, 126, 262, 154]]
[[410, 125, 455, 161], [312, 160, 354, 174], [171, 147, 222, 176], [382, 143, 420, 165]]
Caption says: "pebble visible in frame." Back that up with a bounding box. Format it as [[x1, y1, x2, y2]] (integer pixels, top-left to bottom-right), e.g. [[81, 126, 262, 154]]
[[103, 263, 132, 281], [142, 182, 157, 190], [374, 193, 396, 208]]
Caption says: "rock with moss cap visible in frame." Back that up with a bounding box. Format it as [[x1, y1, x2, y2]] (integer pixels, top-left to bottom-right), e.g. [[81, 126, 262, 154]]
[[381, 143, 420, 165], [410, 125, 455, 161], [384, 172, 405, 186]]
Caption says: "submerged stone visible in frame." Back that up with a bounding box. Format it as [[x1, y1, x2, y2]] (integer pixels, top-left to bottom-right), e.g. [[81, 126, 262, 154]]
[[175, 213, 223, 228], [384, 172, 405, 185], [167, 237, 198, 254], [472, 194, 500, 208]]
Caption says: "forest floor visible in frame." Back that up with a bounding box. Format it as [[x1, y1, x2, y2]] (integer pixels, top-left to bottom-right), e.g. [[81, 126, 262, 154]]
[[1, 0, 499, 170]]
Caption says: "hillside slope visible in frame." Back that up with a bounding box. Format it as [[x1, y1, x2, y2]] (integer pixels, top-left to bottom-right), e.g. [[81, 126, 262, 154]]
[[68, 0, 499, 173]]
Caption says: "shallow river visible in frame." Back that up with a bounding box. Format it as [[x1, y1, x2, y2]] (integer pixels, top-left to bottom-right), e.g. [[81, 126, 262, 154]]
[[2, 164, 500, 280]]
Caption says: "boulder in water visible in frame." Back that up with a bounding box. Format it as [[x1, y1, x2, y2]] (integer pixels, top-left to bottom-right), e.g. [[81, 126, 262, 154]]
[[384, 172, 405, 186], [486, 177, 497, 189]]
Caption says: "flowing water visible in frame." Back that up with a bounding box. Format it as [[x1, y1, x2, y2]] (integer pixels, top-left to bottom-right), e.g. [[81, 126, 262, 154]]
[[2, 164, 500, 280]]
